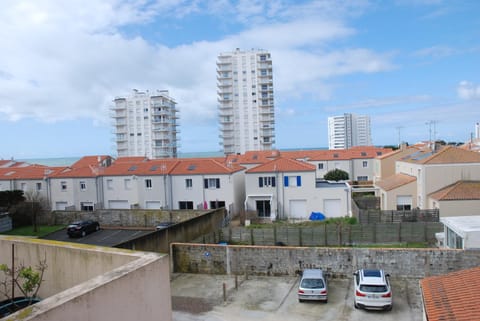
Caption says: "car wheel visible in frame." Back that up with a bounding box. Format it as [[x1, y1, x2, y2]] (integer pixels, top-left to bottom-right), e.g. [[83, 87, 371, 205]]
[[324, 299, 328, 304], [386, 305, 392, 311], [96, 225, 99, 231], [354, 301, 359, 309], [298, 299, 303, 303], [81, 231, 86, 237]]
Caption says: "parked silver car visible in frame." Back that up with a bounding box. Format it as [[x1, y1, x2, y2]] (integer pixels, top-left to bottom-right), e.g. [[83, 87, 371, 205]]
[[353, 269, 392, 311], [298, 269, 328, 303]]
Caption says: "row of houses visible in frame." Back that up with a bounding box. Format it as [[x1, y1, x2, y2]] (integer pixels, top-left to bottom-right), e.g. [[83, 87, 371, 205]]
[[0, 146, 391, 220], [1, 143, 479, 222]]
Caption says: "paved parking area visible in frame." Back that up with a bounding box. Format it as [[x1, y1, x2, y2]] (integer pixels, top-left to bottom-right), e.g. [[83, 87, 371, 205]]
[[41, 227, 154, 247], [171, 274, 423, 321]]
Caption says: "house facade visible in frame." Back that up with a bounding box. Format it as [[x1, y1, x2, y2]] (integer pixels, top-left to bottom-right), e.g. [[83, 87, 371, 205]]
[[375, 146, 480, 213]]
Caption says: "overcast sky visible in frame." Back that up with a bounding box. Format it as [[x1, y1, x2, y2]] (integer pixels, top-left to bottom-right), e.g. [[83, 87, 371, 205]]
[[0, 0, 479, 159]]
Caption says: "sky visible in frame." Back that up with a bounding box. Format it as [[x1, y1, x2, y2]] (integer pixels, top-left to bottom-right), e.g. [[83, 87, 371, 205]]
[[0, 0, 479, 160]]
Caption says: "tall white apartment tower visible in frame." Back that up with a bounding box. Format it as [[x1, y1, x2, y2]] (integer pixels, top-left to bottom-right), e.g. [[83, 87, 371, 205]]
[[328, 113, 372, 149], [112, 89, 179, 158], [217, 49, 275, 155]]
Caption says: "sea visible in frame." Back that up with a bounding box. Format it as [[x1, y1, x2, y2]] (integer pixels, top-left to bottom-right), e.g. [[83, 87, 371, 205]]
[[17, 148, 326, 167]]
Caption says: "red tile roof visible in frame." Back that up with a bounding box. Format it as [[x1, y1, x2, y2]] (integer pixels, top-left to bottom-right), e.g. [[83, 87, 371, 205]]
[[170, 158, 244, 175], [420, 266, 480, 321], [246, 157, 315, 173], [429, 181, 480, 201], [375, 173, 417, 191], [0, 165, 66, 180]]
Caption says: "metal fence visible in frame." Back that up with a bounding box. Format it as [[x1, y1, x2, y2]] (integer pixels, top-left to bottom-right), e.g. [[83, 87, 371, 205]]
[[196, 222, 444, 247]]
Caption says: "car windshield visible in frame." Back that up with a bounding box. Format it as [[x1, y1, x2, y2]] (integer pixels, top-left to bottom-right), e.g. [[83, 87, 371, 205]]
[[359, 284, 388, 293], [301, 278, 325, 289]]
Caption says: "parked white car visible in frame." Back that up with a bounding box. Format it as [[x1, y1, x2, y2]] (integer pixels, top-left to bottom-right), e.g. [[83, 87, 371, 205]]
[[353, 269, 392, 311]]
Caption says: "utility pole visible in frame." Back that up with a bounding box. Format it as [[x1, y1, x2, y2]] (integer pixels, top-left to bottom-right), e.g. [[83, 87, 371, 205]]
[[396, 126, 403, 147]]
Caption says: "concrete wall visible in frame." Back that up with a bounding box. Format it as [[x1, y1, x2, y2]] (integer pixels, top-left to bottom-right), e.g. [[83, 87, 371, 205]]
[[431, 199, 480, 217], [0, 236, 171, 321], [116, 208, 226, 253], [171, 243, 480, 279]]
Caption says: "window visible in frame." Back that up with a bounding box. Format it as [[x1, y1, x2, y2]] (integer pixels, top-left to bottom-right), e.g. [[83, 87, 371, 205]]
[[145, 179, 152, 189], [210, 201, 225, 209], [396, 204, 411, 211], [107, 179, 113, 190], [61, 181, 67, 191], [124, 179, 132, 190], [36, 182, 42, 191], [318, 163, 324, 170], [185, 179, 193, 189], [357, 176, 368, 181], [284, 176, 301, 187], [204, 178, 220, 189], [256, 200, 271, 217], [179, 201, 194, 210], [80, 181, 86, 191], [362, 161, 368, 168], [81, 202, 94, 211], [258, 176, 276, 187]]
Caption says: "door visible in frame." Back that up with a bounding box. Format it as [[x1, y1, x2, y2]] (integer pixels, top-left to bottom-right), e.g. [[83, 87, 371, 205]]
[[108, 200, 130, 209], [146, 201, 161, 209], [289, 200, 307, 219], [324, 199, 341, 217]]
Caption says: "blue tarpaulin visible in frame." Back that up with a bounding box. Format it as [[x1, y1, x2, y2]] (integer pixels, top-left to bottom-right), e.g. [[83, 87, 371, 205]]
[[309, 212, 326, 221]]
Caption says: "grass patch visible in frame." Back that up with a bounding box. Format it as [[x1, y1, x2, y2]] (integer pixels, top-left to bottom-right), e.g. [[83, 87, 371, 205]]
[[1, 225, 66, 237]]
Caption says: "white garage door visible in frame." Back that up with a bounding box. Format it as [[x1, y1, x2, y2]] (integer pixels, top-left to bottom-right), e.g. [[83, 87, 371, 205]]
[[108, 200, 130, 209], [324, 199, 341, 218], [55, 202, 68, 210], [146, 201, 161, 209], [289, 199, 307, 219]]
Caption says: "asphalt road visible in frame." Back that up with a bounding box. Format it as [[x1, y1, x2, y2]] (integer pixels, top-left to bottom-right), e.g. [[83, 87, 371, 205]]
[[171, 274, 423, 321]]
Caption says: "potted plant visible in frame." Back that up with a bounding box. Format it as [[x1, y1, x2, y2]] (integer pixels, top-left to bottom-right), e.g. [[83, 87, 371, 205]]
[[0, 246, 47, 317]]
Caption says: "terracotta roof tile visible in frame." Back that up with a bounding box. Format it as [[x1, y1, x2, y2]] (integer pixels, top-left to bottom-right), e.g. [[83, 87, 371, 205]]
[[246, 157, 316, 173], [421, 266, 480, 321], [375, 173, 416, 191], [170, 158, 244, 175], [429, 181, 480, 201], [0, 165, 66, 180]]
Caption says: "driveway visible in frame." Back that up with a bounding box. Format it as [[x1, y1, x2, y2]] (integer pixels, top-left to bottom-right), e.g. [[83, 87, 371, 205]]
[[171, 274, 423, 321]]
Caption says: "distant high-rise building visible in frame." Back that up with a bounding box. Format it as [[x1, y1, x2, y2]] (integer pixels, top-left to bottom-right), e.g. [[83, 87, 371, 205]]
[[217, 48, 275, 155], [328, 113, 372, 149], [112, 89, 179, 158], [476, 122, 480, 139]]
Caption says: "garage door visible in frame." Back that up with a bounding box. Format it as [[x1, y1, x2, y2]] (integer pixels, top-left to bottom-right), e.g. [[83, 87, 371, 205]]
[[396, 195, 412, 210], [55, 202, 68, 210], [324, 199, 341, 218], [146, 201, 161, 209], [108, 200, 130, 209], [289, 199, 307, 219]]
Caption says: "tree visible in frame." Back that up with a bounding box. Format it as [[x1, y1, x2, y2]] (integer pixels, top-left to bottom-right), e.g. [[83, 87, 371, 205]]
[[0, 190, 25, 210], [8, 191, 50, 232], [323, 169, 349, 181]]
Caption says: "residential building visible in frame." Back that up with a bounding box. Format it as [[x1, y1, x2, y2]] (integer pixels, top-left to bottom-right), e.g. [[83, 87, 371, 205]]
[[375, 146, 480, 212], [0, 236, 171, 320], [420, 266, 480, 321], [428, 181, 480, 217], [244, 157, 352, 220], [217, 48, 275, 155], [439, 216, 480, 250], [327, 113, 372, 149], [112, 89, 179, 159]]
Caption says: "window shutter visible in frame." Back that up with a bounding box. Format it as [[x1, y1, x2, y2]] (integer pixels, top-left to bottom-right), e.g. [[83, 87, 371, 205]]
[[297, 176, 301, 186], [284, 176, 289, 187], [216, 178, 220, 188], [259, 177, 263, 187], [272, 177, 276, 187], [204, 179, 208, 188]]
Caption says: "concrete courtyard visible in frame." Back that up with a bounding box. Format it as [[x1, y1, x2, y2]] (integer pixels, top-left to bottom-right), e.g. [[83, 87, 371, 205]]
[[171, 273, 423, 321]]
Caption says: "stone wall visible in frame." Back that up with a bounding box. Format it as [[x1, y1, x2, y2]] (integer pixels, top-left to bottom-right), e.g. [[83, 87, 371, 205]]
[[171, 243, 480, 278], [42, 209, 210, 227]]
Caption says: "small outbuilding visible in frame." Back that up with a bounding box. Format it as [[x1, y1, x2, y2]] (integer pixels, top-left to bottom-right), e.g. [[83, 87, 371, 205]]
[[439, 215, 480, 249]]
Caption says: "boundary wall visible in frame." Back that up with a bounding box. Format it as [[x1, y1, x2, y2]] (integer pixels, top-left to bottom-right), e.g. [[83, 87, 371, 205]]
[[171, 243, 480, 278]]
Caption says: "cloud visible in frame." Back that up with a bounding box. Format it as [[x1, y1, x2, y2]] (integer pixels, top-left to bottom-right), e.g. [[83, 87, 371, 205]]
[[413, 46, 457, 58], [457, 81, 480, 100]]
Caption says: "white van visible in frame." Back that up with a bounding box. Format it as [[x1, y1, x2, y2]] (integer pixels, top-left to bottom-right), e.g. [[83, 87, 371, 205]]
[[298, 269, 328, 303]]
